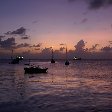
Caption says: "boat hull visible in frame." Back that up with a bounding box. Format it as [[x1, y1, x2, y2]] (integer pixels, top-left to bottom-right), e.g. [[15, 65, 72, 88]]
[[24, 67, 48, 74], [51, 59, 55, 63]]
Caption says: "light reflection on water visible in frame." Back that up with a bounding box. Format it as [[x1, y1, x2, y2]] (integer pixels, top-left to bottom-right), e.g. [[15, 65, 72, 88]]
[[0, 60, 112, 112]]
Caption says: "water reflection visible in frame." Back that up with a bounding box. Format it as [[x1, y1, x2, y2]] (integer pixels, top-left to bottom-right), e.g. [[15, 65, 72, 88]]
[[0, 60, 112, 112], [0, 64, 26, 102]]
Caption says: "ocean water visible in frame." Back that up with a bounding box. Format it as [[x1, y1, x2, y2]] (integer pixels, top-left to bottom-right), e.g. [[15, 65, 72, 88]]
[[0, 60, 112, 112]]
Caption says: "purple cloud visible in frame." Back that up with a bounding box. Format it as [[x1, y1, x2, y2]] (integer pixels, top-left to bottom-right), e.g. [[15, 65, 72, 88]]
[[101, 46, 112, 52], [89, 0, 112, 10], [74, 40, 86, 52], [15, 43, 30, 49], [81, 18, 88, 23], [60, 47, 65, 51], [89, 44, 99, 51], [5, 27, 26, 36], [0, 37, 16, 48], [21, 36, 29, 39], [68, 0, 76, 3]]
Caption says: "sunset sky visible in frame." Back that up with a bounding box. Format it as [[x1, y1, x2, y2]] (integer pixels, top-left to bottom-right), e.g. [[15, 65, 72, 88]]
[[0, 0, 112, 59]]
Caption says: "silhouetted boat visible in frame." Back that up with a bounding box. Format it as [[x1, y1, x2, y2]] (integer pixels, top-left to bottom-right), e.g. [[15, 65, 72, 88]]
[[10, 58, 19, 64], [65, 46, 69, 65], [51, 59, 55, 63], [51, 48, 55, 63], [9, 50, 24, 64], [10, 56, 23, 64], [65, 60, 69, 65], [24, 65, 48, 74], [73, 57, 81, 60]]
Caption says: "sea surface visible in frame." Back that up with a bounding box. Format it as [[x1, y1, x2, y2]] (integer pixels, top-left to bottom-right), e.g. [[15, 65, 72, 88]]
[[0, 59, 112, 112]]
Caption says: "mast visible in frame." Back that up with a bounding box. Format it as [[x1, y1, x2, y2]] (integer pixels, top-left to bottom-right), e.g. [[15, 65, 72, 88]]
[[66, 46, 67, 61], [65, 46, 69, 65], [51, 47, 55, 63], [52, 48, 54, 59], [11, 49, 13, 60]]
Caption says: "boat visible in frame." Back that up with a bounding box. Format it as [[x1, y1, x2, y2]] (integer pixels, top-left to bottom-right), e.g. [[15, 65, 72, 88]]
[[65, 60, 69, 65], [51, 48, 55, 63], [73, 57, 81, 60], [10, 56, 24, 64], [51, 59, 55, 63], [9, 50, 24, 64], [10, 58, 19, 64], [65, 46, 69, 65], [24, 65, 48, 74]]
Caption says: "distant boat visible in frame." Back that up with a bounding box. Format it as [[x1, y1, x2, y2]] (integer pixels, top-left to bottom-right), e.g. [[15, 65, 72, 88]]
[[24, 65, 48, 74], [65, 46, 69, 65], [65, 60, 69, 65], [73, 57, 81, 60], [9, 50, 23, 64], [10, 58, 19, 64], [51, 48, 55, 63], [10, 56, 23, 64]]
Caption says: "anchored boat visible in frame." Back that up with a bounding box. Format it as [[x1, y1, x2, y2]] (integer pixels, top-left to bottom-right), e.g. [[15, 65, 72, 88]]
[[24, 65, 48, 74]]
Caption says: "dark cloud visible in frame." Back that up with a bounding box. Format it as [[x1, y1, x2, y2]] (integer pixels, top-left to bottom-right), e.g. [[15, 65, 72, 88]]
[[5, 31, 11, 35], [21, 36, 29, 39], [74, 40, 86, 52], [60, 43, 65, 46], [89, 0, 104, 9], [68, 0, 76, 3], [81, 18, 88, 23], [5, 27, 26, 36], [15, 43, 30, 49], [0, 35, 5, 38], [32, 20, 38, 24], [108, 0, 112, 4], [40, 47, 52, 59], [89, 44, 99, 51], [42, 47, 52, 53], [109, 41, 112, 44], [32, 43, 42, 47], [60, 47, 65, 51], [89, 0, 112, 10], [101, 46, 112, 52], [0, 37, 16, 48]]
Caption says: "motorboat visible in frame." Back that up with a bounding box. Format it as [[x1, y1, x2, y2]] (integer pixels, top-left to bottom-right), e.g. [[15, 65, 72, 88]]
[[9, 49, 23, 64], [24, 65, 48, 74], [10, 58, 19, 64], [9, 56, 23, 64]]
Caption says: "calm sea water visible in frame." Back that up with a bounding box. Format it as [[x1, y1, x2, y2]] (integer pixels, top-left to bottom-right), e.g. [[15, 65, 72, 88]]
[[0, 60, 112, 112]]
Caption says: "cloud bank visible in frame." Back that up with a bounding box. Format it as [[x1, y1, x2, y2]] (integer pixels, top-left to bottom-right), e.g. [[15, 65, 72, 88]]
[[5, 27, 26, 36], [0, 37, 16, 49], [89, 0, 112, 9]]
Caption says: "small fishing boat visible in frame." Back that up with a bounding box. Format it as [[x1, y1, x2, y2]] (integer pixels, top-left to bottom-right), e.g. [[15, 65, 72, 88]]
[[24, 65, 48, 74], [65, 60, 69, 65], [10, 56, 23, 64], [10, 58, 19, 64], [9, 50, 24, 64]]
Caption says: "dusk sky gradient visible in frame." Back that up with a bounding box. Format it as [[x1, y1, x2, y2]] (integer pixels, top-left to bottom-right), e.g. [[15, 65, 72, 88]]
[[0, 0, 112, 59]]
